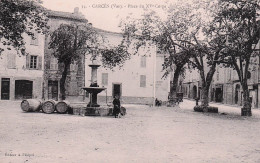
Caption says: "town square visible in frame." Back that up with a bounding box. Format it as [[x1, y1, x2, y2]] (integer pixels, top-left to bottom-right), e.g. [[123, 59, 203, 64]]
[[1, 100, 260, 163], [0, 0, 260, 162]]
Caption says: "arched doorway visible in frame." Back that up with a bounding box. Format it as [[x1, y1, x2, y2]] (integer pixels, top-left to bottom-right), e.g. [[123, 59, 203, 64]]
[[193, 85, 197, 99], [235, 84, 240, 104]]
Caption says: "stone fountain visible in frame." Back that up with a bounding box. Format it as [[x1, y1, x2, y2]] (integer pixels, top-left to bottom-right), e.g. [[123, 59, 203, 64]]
[[82, 59, 107, 115]]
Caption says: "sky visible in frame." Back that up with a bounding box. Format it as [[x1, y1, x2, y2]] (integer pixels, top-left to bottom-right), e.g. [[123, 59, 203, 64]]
[[41, 0, 187, 32]]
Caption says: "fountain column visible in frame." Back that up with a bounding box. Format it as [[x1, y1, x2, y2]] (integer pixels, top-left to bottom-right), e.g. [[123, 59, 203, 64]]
[[87, 59, 101, 107], [91, 67, 98, 86]]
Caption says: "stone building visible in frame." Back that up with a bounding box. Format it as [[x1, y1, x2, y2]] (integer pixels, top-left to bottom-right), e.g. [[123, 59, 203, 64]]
[[0, 33, 45, 100], [42, 8, 172, 104], [181, 51, 260, 108], [85, 29, 171, 105], [43, 8, 86, 101]]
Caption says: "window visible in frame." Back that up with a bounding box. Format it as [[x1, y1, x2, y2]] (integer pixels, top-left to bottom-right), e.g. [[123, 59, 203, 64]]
[[140, 75, 146, 87], [30, 56, 38, 69], [102, 73, 108, 85], [216, 72, 219, 81], [247, 72, 251, 79], [7, 53, 16, 69], [26, 55, 41, 70], [70, 63, 78, 72], [50, 57, 58, 70], [30, 33, 38, 45], [141, 56, 146, 67]]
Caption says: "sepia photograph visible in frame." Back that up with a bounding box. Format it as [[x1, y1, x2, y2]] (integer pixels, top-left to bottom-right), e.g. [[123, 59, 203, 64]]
[[0, 0, 260, 162]]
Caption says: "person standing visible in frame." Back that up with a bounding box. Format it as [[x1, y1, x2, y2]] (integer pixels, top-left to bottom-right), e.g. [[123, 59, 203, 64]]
[[113, 94, 121, 118]]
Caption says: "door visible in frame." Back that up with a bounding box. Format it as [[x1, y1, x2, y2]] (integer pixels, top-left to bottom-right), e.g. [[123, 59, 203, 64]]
[[113, 83, 122, 98], [15, 80, 33, 99], [1, 78, 10, 100], [235, 84, 240, 104], [215, 88, 223, 103], [48, 80, 58, 100], [192, 86, 197, 99]]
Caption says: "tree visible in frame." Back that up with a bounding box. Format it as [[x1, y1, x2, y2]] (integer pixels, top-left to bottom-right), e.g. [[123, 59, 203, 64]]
[[49, 23, 102, 100], [120, 1, 224, 108], [119, 8, 193, 105], [100, 44, 131, 70], [214, 0, 260, 116], [0, 0, 48, 55]]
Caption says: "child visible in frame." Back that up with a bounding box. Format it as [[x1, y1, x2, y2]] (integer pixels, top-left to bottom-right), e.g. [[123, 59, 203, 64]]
[[113, 94, 121, 118]]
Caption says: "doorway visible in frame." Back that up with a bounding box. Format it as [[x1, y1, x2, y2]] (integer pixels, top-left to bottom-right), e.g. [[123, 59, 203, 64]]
[[48, 80, 58, 100], [15, 80, 33, 99], [235, 84, 240, 104], [112, 83, 122, 98], [1, 78, 10, 100], [215, 87, 223, 102], [192, 86, 197, 99]]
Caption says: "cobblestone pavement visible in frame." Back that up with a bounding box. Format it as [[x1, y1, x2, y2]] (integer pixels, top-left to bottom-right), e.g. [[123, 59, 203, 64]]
[[1, 100, 260, 163]]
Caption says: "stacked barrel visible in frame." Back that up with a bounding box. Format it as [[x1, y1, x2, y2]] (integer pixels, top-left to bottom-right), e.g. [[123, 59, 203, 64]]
[[21, 99, 70, 114], [20, 99, 126, 117], [21, 99, 42, 112]]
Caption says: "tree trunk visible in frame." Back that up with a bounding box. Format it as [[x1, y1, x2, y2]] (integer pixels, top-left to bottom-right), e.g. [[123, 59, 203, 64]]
[[199, 63, 216, 108], [168, 66, 182, 106], [241, 83, 252, 116], [60, 62, 70, 100], [200, 86, 209, 107]]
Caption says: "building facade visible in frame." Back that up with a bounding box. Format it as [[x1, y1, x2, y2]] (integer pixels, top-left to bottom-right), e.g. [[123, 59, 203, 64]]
[[43, 9, 86, 101], [85, 30, 171, 105], [0, 8, 172, 104], [182, 55, 260, 108], [0, 33, 45, 100]]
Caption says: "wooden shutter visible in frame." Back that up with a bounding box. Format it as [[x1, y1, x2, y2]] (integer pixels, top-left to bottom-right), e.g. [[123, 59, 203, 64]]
[[38, 56, 42, 70], [26, 55, 30, 69], [141, 56, 146, 67], [58, 62, 64, 72], [30, 33, 39, 45], [102, 73, 108, 85], [7, 53, 16, 69], [46, 56, 51, 70], [140, 75, 146, 87]]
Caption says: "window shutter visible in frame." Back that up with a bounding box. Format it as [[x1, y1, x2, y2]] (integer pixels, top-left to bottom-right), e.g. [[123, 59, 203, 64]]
[[141, 56, 146, 67], [140, 75, 146, 87], [30, 33, 39, 45], [58, 62, 64, 72], [102, 73, 108, 85], [7, 53, 16, 69], [13, 53, 16, 68], [38, 56, 42, 70], [46, 57, 50, 70], [26, 55, 30, 69], [7, 54, 11, 69]]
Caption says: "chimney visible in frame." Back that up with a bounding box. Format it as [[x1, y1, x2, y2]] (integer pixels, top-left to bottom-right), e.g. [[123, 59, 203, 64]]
[[74, 7, 79, 14]]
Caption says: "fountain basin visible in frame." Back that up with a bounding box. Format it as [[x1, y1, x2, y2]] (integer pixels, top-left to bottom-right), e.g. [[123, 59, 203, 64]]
[[82, 87, 106, 94], [82, 87, 106, 107]]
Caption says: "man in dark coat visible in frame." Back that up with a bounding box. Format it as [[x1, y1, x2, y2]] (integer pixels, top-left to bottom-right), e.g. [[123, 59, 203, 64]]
[[113, 94, 121, 118]]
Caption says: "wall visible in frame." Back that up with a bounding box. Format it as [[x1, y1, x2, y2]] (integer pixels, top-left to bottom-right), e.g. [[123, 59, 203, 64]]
[[43, 10, 86, 101], [0, 33, 45, 100], [84, 31, 171, 105]]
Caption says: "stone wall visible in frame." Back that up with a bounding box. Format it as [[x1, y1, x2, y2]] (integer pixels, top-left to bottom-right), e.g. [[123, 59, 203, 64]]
[[86, 95, 154, 105], [43, 11, 86, 101]]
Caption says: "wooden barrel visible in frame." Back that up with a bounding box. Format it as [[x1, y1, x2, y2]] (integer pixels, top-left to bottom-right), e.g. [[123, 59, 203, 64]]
[[56, 100, 70, 114], [42, 100, 57, 114], [21, 99, 42, 112]]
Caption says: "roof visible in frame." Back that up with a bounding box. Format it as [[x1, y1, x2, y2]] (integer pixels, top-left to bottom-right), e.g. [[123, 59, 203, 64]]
[[93, 27, 123, 36], [46, 10, 88, 23]]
